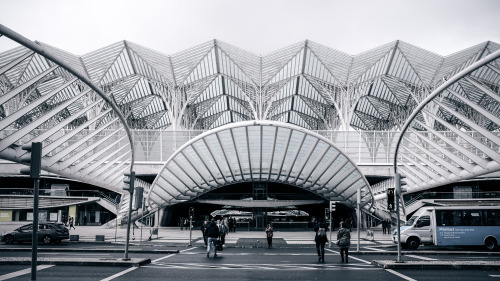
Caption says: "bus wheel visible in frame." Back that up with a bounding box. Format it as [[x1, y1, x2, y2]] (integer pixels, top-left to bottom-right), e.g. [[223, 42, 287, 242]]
[[407, 237, 420, 250], [485, 237, 497, 251]]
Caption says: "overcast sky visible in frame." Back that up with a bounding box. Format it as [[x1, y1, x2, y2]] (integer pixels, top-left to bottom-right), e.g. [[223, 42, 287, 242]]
[[1, 0, 500, 56]]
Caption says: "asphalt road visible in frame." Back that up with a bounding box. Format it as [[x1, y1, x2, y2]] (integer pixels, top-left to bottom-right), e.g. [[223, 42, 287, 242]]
[[0, 245, 499, 281]]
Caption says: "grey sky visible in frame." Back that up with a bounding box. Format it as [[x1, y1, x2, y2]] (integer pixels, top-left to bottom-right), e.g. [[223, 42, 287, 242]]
[[1, 0, 500, 56]]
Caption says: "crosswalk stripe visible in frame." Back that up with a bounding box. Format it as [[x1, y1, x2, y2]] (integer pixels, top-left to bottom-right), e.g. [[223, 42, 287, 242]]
[[0, 265, 54, 281]]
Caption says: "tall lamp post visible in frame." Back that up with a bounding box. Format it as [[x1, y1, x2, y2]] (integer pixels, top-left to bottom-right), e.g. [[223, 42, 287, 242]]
[[123, 172, 135, 260], [356, 188, 361, 252], [21, 142, 42, 281]]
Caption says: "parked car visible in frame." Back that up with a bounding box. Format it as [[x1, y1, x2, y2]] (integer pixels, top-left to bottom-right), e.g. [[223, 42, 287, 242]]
[[0, 222, 69, 245]]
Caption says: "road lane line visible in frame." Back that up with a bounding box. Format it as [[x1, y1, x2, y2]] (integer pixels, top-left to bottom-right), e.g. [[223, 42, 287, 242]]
[[325, 249, 371, 264], [0, 265, 54, 281], [325, 248, 418, 281], [100, 247, 191, 281], [406, 255, 437, 261], [364, 247, 388, 252], [100, 267, 137, 281], [386, 269, 418, 281], [152, 247, 196, 263]]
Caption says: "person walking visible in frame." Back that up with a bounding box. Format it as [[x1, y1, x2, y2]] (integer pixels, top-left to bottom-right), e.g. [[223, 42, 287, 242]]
[[386, 219, 392, 235], [337, 222, 351, 263], [218, 220, 228, 245], [265, 223, 274, 248], [382, 219, 387, 234], [201, 220, 209, 246], [314, 218, 328, 262], [206, 219, 220, 257], [68, 216, 75, 230]]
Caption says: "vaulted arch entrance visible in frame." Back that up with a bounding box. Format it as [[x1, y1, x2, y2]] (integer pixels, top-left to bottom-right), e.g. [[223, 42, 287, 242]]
[[148, 121, 374, 227]]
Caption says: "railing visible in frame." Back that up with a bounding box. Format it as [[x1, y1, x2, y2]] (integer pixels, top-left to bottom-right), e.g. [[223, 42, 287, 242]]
[[2, 129, 398, 165], [404, 193, 422, 208]]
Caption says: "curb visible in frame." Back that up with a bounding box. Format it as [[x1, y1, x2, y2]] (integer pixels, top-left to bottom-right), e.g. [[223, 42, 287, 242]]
[[372, 260, 500, 270], [0, 247, 179, 254], [0, 257, 151, 267]]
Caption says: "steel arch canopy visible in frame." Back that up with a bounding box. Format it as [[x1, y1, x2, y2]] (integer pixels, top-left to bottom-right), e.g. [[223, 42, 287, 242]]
[[0, 24, 135, 192], [148, 120, 374, 210], [394, 49, 500, 193]]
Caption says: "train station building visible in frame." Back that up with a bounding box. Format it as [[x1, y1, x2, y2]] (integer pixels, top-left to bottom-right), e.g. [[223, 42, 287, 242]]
[[1, 24, 499, 229]]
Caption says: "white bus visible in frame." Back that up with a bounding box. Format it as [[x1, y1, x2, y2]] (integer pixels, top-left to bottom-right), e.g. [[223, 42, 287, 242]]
[[393, 206, 500, 250]]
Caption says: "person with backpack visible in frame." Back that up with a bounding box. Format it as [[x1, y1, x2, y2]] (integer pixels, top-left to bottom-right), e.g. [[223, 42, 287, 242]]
[[337, 222, 351, 263], [206, 218, 220, 257], [265, 223, 274, 248], [313, 218, 328, 262]]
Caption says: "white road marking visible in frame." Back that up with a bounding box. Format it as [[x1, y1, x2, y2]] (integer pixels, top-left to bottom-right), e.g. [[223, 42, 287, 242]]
[[325, 248, 418, 281], [144, 263, 378, 270], [386, 269, 418, 281], [364, 247, 388, 252], [0, 265, 54, 281], [38, 253, 111, 256], [406, 255, 437, 261], [489, 275, 500, 278], [100, 246, 193, 281], [152, 247, 196, 263], [100, 267, 137, 281]]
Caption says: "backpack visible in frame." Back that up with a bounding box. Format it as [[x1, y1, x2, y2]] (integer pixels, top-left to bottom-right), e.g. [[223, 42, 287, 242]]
[[317, 227, 326, 237]]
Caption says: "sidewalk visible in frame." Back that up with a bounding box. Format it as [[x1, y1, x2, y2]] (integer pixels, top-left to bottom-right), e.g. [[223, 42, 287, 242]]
[[57, 225, 396, 247], [1, 223, 499, 269]]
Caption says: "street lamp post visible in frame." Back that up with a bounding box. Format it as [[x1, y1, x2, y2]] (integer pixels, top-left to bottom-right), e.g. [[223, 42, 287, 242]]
[[356, 188, 361, 252]]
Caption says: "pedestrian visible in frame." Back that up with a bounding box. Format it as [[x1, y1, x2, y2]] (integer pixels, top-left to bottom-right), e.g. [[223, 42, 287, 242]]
[[337, 222, 351, 263], [386, 219, 392, 234], [83, 215, 87, 226], [314, 218, 328, 262], [265, 223, 274, 248], [201, 220, 209, 246], [346, 217, 353, 232], [68, 216, 75, 230], [206, 218, 220, 257], [183, 218, 188, 230], [218, 220, 228, 245], [382, 219, 387, 234], [228, 217, 234, 233]]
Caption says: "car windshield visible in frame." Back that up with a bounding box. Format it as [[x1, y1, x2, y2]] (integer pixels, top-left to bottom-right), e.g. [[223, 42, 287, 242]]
[[404, 216, 418, 226]]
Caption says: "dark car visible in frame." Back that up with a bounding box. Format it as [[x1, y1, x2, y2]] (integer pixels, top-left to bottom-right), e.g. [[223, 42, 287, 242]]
[[0, 222, 69, 245]]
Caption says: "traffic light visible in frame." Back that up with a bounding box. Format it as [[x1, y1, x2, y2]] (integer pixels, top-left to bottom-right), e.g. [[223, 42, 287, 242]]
[[20, 142, 42, 179], [395, 173, 407, 196], [123, 171, 135, 194], [387, 187, 395, 211], [330, 201, 336, 212], [325, 208, 330, 220], [133, 186, 143, 211], [189, 207, 194, 219]]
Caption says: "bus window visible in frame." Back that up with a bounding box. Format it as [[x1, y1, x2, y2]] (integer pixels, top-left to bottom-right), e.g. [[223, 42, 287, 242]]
[[416, 216, 430, 227], [485, 210, 500, 226], [437, 210, 454, 226]]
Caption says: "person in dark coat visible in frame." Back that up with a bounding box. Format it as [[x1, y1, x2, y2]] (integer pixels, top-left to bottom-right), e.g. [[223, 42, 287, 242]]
[[337, 222, 351, 263], [313, 218, 328, 262], [265, 223, 274, 248], [201, 220, 209, 246], [206, 219, 220, 257]]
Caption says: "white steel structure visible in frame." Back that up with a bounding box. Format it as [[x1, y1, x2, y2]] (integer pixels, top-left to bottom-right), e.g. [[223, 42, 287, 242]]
[[394, 49, 500, 193], [1, 23, 500, 221], [149, 120, 373, 211], [0, 25, 135, 194]]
